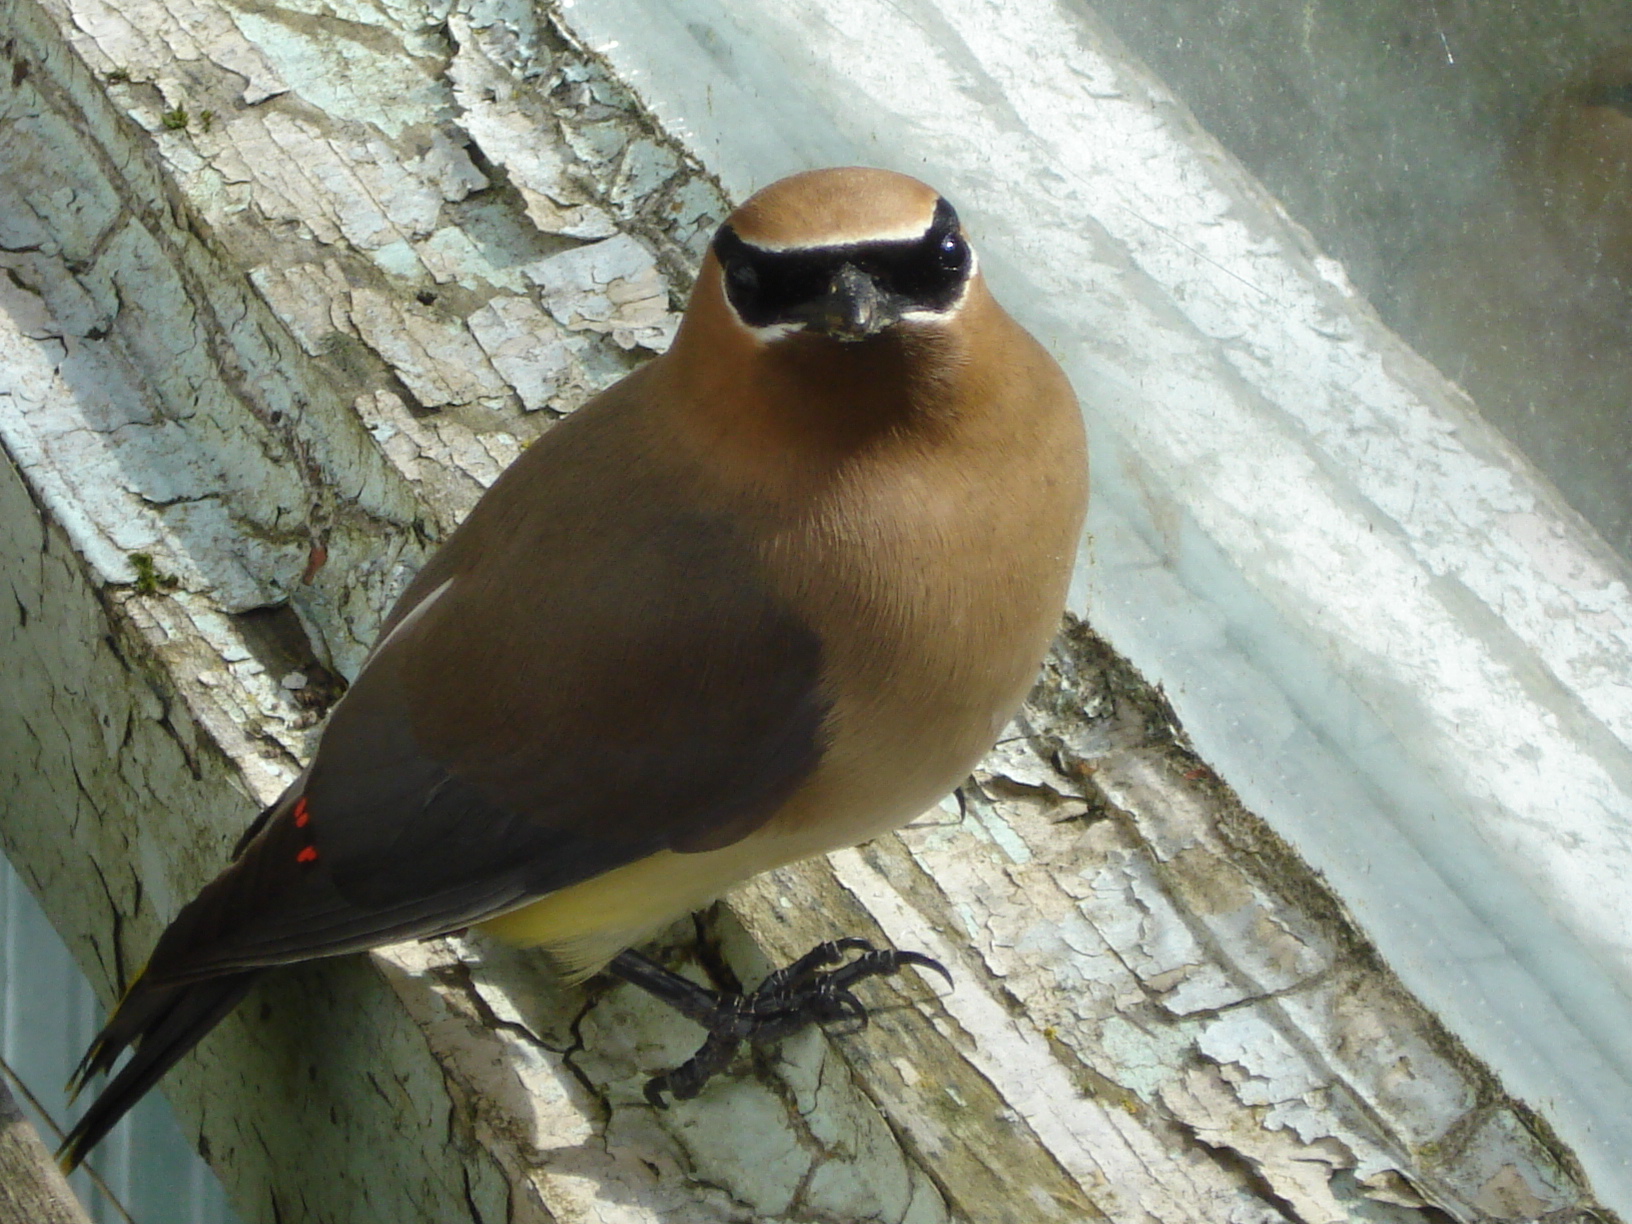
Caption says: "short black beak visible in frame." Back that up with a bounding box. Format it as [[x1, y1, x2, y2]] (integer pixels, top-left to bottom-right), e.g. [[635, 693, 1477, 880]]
[[800, 264, 900, 341]]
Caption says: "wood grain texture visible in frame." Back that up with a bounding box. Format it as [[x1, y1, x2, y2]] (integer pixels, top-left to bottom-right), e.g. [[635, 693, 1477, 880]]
[[0, 1078, 92, 1224]]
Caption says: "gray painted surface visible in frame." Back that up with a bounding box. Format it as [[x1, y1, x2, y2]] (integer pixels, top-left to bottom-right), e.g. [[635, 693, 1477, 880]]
[[1, 854, 239, 1224]]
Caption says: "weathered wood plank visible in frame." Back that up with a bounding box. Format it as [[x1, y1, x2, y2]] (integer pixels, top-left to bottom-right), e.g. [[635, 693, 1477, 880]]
[[0, 1077, 92, 1224], [0, 0, 1617, 1219]]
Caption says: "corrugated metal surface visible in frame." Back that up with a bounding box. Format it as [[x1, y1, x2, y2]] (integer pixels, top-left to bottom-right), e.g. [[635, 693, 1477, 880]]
[[1, 854, 239, 1224]]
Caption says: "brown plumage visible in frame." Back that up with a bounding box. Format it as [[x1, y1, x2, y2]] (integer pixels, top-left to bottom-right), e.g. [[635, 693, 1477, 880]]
[[61, 166, 1088, 1165]]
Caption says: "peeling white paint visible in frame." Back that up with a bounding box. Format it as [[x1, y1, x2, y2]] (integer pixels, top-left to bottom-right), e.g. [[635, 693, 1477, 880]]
[[525, 232, 677, 351], [3, 0, 1624, 1218]]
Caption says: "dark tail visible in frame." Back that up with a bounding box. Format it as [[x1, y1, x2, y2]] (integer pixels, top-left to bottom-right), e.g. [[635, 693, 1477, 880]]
[[58, 969, 260, 1171]]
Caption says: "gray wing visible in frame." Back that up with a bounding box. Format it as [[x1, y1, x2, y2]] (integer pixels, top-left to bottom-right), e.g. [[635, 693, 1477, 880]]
[[141, 399, 830, 984]]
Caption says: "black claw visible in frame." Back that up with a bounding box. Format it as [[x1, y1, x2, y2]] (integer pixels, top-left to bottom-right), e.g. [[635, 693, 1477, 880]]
[[758, 938, 874, 996], [823, 988, 869, 1033], [644, 1076, 670, 1109], [882, 949, 955, 990], [609, 938, 951, 1106], [646, 1026, 743, 1106]]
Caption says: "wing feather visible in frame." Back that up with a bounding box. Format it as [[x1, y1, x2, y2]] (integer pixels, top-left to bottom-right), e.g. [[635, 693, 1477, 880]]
[[142, 386, 829, 984]]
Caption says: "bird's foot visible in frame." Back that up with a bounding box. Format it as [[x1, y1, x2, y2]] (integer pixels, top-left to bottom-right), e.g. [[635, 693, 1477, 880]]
[[606, 938, 950, 1107]]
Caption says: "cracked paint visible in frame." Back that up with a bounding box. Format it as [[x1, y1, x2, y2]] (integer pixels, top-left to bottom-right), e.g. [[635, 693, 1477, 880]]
[[0, 0, 1620, 1219]]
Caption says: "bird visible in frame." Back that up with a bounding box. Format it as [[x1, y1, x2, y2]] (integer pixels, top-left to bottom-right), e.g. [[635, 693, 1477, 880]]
[[59, 166, 1089, 1168]]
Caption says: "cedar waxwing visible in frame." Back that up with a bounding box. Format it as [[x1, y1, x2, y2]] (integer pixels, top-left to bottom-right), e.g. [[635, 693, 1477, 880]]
[[60, 166, 1089, 1167]]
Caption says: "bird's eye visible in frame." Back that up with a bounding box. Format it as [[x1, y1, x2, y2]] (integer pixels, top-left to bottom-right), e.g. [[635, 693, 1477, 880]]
[[868, 214, 969, 309], [717, 237, 834, 327]]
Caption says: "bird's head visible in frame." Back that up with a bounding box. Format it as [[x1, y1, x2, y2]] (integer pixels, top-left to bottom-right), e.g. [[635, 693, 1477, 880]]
[[707, 167, 977, 345]]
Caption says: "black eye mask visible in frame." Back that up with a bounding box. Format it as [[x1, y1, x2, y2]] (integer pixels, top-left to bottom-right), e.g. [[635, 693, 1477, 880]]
[[714, 197, 971, 329]]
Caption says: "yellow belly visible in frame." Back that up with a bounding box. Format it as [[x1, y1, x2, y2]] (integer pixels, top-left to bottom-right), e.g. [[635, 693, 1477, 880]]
[[478, 648, 1035, 979], [477, 839, 796, 979], [476, 739, 972, 979]]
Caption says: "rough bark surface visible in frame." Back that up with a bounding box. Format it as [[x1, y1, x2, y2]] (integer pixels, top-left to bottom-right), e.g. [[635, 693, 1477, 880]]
[[0, 0, 1614, 1220]]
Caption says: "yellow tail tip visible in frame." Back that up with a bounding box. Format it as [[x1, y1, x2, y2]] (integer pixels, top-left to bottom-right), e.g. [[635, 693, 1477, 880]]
[[63, 1039, 104, 1104], [57, 1139, 83, 1175]]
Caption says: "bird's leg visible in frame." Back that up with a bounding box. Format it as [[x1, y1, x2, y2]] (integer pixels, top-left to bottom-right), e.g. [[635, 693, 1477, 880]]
[[606, 938, 951, 1107]]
